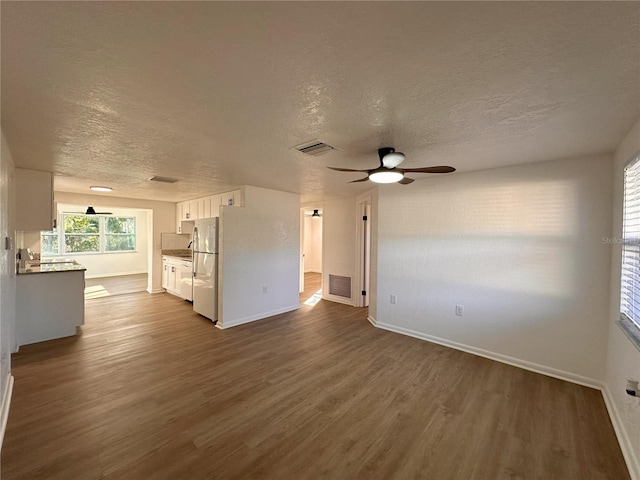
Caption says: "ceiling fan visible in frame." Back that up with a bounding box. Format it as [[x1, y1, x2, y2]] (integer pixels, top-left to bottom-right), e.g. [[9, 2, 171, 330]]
[[328, 147, 455, 185], [69, 206, 113, 215], [304, 209, 322, 219]]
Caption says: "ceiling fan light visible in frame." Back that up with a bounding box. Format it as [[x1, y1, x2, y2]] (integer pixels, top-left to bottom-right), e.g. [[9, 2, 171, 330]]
[[85, 206, 97, 215], [369, 168, 404, 184], [382, 152, 405, 168], [90, 186, 112, 192], [311, 209, 321, 219]]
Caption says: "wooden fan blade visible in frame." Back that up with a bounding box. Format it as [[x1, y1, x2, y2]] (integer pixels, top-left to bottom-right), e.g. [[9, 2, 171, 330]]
[[402, 166, 456, 173], [327, 166, 370, 173], [399, 177, 415, 185], [348, 177, 370, 183]]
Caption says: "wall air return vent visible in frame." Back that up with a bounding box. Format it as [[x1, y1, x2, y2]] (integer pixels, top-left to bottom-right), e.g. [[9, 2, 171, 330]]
[[328, 274, 352, 298], [148, 175, 178, 183], [293, 140, 335, 156]]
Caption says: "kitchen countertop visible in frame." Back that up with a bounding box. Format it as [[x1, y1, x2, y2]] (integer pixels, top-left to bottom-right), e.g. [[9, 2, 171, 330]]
[[162, 249, 192, 260], [18, 258, 87, 275]]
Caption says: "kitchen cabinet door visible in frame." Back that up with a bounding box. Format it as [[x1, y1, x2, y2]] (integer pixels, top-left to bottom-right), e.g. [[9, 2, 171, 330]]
[[220, 191, 234, 207], [167, 263, 178, 294], [176, 206, 182, 233], [194, 199, 202, 220], [210, 194, 222, 217], [173, 263, 181, 292], [162, 261, 169, 289], [182, 202, 191, 221], [15, 168, 54, 231], [221, 189, 242, 207], [202, 196, 212, 219]]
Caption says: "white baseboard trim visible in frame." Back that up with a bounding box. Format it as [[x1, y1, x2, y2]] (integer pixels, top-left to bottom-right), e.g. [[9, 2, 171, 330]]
[[85, 270, 148, 280], [372, 319, 600, 390], [322, 294, 355, 307], [0, 375, 14, 451], [602, 386, 640, 480], [217, 304, 300, 329], [146, 287, 165, 294], [367, 315, 377, 327]]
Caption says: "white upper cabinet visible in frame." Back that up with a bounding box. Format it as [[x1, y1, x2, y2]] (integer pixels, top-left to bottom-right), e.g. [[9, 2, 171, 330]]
[[221, 190, 241, 207], [175, 189, 242, 231], [199, 197, 211, 219], [210, 194, 221, 218], [188, 199, 199, 220], [15, 168, 55, 231]]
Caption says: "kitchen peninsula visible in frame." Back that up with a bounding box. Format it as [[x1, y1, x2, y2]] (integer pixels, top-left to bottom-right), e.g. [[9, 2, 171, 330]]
[[16, 258, 86, 347]]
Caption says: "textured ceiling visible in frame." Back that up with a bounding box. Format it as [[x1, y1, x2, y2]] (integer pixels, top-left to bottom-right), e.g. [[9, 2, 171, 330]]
[[2, 2, 639, 203]]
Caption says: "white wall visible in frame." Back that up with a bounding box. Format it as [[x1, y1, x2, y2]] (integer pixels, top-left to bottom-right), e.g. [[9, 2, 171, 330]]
[[0, 130, 16, 445], [605, 118, 640, 480], [374, 154, 613, 385], [322, 197, 357, 305], [303, 215, 322, 273], [218, 186, 300, 328], [54, 192, 175, 293]]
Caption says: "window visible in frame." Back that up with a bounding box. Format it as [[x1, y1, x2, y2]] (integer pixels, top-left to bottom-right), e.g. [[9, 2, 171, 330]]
[[41, 214, 136, 255], [620, 155, 640, 347], [105, 217, 136, 252], [64, 215, 100, 253]]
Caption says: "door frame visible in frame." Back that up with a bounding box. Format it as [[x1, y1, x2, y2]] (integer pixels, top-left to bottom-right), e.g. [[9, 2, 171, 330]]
[[355, 194, 372, 308], [299, 204, 324, 293]]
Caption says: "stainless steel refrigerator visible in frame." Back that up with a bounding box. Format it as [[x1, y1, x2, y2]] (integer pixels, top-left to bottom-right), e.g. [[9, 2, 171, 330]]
[[192, 218, 218, 321]]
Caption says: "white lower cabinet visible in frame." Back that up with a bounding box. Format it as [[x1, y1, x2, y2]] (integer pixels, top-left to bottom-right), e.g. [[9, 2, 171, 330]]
[[163, 256, 192, 300], [16, 270, 85, 347]]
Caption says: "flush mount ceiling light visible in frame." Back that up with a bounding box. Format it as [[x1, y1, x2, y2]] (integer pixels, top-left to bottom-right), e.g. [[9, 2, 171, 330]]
[[368, 167, 405, 184], [328, 147, 455, 185], [90, 186, 112, 192]]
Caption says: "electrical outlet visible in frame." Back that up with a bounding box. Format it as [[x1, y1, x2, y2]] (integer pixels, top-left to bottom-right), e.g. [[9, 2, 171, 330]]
[[390, 294, 397, 304], [263, 286, 268, 294], [455, 304, 464, 316]]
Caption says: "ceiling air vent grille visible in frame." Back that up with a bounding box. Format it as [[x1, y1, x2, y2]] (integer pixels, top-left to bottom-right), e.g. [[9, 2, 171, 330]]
[[148, 175, 178, 183], [294, 140, 335, 156]]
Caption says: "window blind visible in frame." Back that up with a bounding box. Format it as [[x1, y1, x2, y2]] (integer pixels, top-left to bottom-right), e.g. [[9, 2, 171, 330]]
[[621, 155, 640, 328]]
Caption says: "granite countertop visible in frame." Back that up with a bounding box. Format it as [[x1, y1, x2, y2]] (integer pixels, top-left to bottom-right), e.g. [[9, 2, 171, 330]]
[[162, 249, 193, 260], [18, 258, 87, 275]]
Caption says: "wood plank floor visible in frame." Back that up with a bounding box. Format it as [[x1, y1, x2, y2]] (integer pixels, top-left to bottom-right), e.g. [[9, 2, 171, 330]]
[[85, 274, 148, 300], [2, 273, 629, 479]]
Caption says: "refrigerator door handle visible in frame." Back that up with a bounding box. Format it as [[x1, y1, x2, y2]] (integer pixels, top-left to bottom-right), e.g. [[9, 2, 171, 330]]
[[193, 251, 197, 277]]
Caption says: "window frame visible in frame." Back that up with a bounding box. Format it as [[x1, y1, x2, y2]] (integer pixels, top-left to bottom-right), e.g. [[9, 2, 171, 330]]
[[619, 153, 640, 351], [41, 213, 137, 256]]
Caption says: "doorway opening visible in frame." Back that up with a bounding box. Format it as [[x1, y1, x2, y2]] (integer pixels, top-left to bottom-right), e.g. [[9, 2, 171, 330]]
[[300, 207, 323, 305], [37, 203, 152, 300]]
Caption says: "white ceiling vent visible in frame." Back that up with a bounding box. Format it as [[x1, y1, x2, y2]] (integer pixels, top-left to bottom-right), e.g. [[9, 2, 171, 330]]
[[293, 140, 335, 156], [148, 175, 178, 183]]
